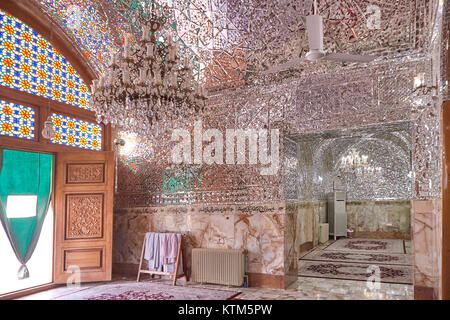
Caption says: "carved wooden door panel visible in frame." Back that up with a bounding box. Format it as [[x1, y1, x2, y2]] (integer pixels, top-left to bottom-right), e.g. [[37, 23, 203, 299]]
[[54, 151, 114, 284]]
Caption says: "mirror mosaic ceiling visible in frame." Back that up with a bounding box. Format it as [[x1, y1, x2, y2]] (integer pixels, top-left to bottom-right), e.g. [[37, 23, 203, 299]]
[[26, 0, 447, 206], [35, 0, 440, 89]]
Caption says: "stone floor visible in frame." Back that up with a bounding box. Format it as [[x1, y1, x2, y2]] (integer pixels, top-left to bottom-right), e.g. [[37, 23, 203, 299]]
[[19, 239, 414, 300], [20, 275, 412, 300]]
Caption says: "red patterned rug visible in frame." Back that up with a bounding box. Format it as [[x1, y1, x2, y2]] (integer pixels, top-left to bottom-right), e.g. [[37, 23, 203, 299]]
[[298, 260, 412, 284], [302, 249, 412, 266], [88, 290, 175, 300], [324, 239, 405, 254], [53, 281, 241, 300]]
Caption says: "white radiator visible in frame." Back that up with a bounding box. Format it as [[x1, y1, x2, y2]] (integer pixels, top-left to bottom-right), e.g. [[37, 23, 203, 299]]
[[191, 248, 245, 286]]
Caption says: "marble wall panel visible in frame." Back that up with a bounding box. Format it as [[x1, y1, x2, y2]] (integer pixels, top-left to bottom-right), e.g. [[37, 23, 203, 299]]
[[412, 199, 442, 298], [284, 202, 299, 287], [113, 202, 287, 278], [295, 202, 325, 250], [287, 200, 412, 258], [347, 201, 411, 237], [112, 208, 153, 265]]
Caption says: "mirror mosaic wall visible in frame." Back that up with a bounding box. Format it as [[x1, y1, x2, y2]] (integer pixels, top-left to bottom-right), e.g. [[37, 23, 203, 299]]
[[289, 122, 413, 201]]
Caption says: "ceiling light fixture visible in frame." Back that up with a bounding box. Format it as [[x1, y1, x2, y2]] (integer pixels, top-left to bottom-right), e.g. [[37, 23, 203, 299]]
[[90, 4, 208, 136]]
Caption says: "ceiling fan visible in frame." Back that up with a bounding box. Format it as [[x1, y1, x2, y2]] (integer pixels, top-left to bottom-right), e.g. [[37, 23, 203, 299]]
[[262, 0, 377, 74]]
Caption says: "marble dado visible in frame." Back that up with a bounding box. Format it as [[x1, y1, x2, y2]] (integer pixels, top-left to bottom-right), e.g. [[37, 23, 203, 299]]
[[113, 202, 287, 281], [412, 199, 442, 299], [347, 201, 411, 239], [284, 203, 300, 287], [291, 201, 411, 246], [296, 202, 326, 249]]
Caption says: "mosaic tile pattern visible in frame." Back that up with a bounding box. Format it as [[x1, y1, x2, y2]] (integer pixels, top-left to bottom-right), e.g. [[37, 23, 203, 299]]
[[0, 100, 35, 140], [37, 0, 123, 73], [0, 9, 92, 110], [51, 113, 102, 151], [283, 138, 299, 201], [35, 1, 439, 89], [114, 57, 441, 207], [293, 122, 413, 201], [441, 0, 450, 101]]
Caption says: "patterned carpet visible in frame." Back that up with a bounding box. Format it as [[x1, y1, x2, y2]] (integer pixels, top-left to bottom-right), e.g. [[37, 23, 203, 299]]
[[52, 281, 241, 300], [324, 238, 406, 254], [302, 249, 412, 265], [298, 260, 412, 284], [299, 238, 413, 284]]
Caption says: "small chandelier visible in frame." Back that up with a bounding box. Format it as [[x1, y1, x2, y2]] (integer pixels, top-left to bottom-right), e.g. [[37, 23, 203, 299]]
[[340, 149, 382, 177], [340, 149, 369, 171], [354, 165, 382, 177], [90, 8, 208, 136]]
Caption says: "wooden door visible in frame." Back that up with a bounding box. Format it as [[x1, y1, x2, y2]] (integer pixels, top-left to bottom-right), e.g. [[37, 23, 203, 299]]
[[443, 101, 450, 299], [53, 151, 114, 284]]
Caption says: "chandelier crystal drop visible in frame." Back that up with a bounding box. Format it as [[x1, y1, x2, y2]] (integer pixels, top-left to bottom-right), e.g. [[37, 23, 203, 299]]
[[90, 8, 208, 136]]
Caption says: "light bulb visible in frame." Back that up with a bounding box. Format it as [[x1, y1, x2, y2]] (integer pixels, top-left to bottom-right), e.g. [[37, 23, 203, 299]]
[[414, 73, 425, 89]]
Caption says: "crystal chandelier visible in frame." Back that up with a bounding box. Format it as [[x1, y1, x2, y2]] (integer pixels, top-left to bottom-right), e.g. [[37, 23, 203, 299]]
[[339, 149, 382, 177], [90, 6, 208, 136], [340, 149, 368, 171]]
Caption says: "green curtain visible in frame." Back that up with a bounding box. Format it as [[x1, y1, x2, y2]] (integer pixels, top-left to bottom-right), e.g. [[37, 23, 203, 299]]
[[0, 148, 53, 279]]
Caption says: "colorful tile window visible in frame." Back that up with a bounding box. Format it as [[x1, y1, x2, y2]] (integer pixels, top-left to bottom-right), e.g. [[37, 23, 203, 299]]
[[0, 9, 92, 111], [38, 1, 203, 77], [0, 100, 35, 140], [51, 113, 101, 151]]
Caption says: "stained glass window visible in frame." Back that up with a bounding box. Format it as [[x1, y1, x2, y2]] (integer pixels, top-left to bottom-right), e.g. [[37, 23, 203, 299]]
[[37, 1, 205, 77], [0, 100, 35, 140], [0, 9, 92, 111], [51, 113, 101, 151]]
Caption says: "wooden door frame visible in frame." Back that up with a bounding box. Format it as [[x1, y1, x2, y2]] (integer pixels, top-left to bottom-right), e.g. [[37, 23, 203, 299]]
[[0, 283, 59, 300], [443, 101, 450, 300]]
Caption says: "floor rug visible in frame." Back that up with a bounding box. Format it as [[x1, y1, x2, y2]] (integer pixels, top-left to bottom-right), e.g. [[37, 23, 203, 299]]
[[301, 249, 412, 266], [324, 238, 405, 254], [53, 281, 241, 300], [298, 260, 412, 284]]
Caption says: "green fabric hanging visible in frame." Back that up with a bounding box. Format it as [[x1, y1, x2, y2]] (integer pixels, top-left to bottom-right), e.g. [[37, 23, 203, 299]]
[[0, 148, 53, 279]]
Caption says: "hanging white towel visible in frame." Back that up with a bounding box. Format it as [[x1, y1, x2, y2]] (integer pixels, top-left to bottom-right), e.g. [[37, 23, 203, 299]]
[[144, 232, 161, 271], [160, 233, 179, 265], [162, 233, 183, 275], [143, 232, 183, 274]]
